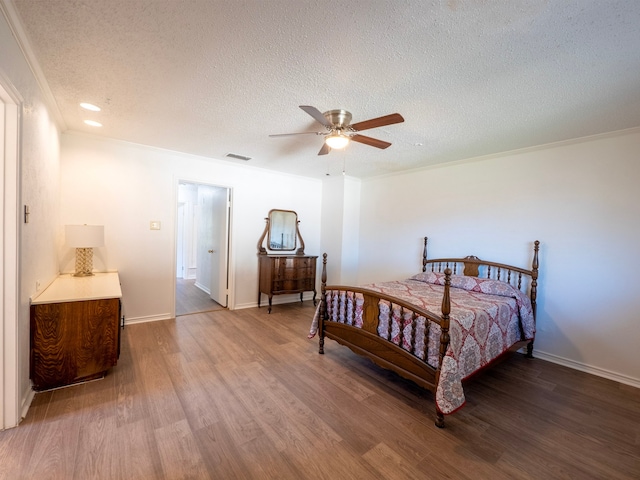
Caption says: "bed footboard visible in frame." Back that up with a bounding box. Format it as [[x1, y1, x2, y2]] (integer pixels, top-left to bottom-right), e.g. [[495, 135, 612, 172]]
[[318, 254, 451, 427]]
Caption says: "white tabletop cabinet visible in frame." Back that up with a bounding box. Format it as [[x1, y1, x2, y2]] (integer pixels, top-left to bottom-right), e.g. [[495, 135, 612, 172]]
[[30, 272, 123, 391]]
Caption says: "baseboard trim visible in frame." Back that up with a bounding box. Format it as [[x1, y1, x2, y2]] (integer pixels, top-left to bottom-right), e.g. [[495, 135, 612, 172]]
[[533, 350, 640, 389], [194, 282, 211, 295], [19, 387, 36, 426], [125, 313, 174, 325]]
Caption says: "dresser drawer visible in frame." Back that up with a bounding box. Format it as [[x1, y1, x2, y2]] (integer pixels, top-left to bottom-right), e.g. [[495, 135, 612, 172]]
[[259, 255, 318, 313]]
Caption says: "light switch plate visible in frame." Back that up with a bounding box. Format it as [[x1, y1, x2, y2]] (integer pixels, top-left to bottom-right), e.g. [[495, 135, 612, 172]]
[[150, 221, 161, 230]]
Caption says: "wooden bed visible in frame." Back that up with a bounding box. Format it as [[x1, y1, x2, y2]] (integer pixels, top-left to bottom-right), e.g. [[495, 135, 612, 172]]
[[313, 237, 540, 427]]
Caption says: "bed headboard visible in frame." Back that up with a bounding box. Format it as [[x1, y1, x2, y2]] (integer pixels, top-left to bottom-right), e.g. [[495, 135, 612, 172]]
[[421, 237, 540, 317]]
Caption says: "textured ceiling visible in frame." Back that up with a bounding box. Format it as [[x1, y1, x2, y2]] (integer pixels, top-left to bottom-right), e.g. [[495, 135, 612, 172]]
[[5, 0, 640, 178]]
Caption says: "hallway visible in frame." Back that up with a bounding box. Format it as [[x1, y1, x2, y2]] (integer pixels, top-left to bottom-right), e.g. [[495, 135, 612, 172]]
[[176, 278, 224, 316]]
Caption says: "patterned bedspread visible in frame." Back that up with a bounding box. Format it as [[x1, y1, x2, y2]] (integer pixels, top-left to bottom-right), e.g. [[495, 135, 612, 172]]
[[309, 271, 535, 414]]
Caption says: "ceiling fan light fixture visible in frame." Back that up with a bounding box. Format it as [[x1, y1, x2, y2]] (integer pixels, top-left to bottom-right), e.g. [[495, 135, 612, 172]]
[[325, 134, 350, 149]]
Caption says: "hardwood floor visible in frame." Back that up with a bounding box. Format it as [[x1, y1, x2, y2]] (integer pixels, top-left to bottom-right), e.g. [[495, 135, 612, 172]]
[[1, 301, 639, 479], [176, 278, 224, 316]]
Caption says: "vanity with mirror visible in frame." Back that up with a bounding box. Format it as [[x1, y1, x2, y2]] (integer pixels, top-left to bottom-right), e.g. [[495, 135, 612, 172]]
[[257, 209, 317, 313]]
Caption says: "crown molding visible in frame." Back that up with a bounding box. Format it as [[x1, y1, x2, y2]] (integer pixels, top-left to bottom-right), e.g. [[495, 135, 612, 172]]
[[364, 125, 640, 182], [0, 0, 66, 130]]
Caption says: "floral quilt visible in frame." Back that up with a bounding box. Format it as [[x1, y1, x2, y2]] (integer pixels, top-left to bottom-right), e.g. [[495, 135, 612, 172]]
[[309, 272, 535, 414]]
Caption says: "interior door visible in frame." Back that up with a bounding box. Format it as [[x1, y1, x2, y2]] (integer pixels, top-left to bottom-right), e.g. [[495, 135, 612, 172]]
[[197, 185, 229, 307]]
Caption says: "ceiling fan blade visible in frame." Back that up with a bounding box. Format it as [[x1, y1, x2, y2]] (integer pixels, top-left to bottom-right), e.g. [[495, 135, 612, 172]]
[[350, 134, 392, 149], [269, 131, 323, 137], [300, 105, 332, 127], [318, 143, 331, 155], [350, 113, 404, 132]]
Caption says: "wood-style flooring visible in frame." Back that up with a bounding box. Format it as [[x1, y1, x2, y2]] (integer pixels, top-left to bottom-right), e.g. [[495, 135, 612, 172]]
[[1, 301, 639, 479], [176, 278, 224, 316]]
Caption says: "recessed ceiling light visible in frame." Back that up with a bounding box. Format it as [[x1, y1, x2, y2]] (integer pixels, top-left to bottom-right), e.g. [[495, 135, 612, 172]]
[[84, 120, 102, 127], [80, 102, 101, 112]]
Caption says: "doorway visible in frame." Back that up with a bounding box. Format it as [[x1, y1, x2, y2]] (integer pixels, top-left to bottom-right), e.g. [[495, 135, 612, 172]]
[[176, 181, 230, 316]]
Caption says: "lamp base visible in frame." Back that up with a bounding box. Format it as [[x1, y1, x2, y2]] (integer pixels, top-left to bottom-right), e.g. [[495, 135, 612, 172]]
[[73, 247, 95, 277]]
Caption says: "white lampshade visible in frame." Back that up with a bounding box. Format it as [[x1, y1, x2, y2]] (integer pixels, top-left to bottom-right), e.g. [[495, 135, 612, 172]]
[[325, 134, 350, 149], [65, 225, 104, 248]]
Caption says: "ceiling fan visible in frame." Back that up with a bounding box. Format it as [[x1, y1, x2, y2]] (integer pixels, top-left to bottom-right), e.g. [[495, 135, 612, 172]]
[[269, 105, 404, 155]]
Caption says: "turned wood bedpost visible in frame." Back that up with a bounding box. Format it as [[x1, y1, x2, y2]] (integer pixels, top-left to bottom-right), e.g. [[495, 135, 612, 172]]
[[319, 253, 328, 354], [422, 237, 428, 272], [526, 240, 540, 358], [434, 267, 452, 428]]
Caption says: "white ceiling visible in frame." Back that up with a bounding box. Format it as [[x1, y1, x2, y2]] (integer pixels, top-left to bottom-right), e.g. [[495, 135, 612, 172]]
[[5, 0, 640, 178]]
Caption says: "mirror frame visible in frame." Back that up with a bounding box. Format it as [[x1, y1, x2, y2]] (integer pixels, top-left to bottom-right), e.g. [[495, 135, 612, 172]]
[[268, 210, 297, 251], [257, 209, 305, 255]]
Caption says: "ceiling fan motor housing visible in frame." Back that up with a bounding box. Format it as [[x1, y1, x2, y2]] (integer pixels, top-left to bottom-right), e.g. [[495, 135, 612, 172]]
[[323, 109, 352, 129]]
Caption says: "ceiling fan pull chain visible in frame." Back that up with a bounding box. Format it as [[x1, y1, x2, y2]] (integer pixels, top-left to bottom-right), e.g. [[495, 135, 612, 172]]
[[342, 150, 347, 176]]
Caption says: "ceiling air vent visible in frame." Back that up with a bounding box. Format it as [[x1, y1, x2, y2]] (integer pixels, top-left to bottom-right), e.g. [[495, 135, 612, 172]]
[[225, 153, 252, 161]]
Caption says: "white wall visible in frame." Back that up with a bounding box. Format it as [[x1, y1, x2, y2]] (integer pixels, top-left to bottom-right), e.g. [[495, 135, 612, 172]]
[[1, 9, 61, 426], [320, 176, 361, 285], [320, 177, 346, 284], [60, 133, 322, 321], [355, 128, 640, 386]]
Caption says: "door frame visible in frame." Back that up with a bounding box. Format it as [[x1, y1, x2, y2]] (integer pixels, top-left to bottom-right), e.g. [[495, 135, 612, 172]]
[[173, 179, 233, 315], [1, 75, 21, 429]]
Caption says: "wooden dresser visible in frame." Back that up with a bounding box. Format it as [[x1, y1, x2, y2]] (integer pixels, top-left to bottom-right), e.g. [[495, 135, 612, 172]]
[[30, 272, 122, 391], [258, 255, 317, 313]]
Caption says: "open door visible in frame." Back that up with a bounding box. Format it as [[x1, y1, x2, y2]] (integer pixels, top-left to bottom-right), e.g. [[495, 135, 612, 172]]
[[201, 186, 230, 307]]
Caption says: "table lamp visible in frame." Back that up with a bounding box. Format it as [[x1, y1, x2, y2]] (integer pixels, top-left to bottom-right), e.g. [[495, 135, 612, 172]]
[[65, 225, 104, 276]]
